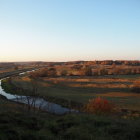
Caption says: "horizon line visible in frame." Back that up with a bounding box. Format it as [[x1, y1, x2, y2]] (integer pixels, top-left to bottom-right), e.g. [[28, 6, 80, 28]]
[[1, 59, 140, 63]]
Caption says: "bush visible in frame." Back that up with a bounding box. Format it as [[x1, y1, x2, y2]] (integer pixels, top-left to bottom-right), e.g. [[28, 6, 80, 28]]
[[84, 66, 92, 76], [29, 68, 48, 78], [60, 69, 67, 76], [84, 97, 115, 115], [131, 81, 140, 93]]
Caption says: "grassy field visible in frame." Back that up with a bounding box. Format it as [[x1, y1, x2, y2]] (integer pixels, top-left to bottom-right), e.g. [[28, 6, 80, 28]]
[[1, 69, 140, 139], [0, 95, 140, 140], [2, 74, 140, 111]]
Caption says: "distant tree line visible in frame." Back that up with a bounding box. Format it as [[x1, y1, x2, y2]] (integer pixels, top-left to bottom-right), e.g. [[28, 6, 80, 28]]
[[62, 60, 140, 66], [24, 60, 140, 67], [29, 68, 57, 78], [29, 64, 140, 78]]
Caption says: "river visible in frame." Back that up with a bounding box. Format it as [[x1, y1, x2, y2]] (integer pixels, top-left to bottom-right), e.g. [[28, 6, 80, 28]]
[[0, 70, 78, 115]]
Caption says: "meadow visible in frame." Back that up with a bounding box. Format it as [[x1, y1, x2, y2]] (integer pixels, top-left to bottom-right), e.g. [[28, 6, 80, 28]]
[[3, 73, 140, 111]]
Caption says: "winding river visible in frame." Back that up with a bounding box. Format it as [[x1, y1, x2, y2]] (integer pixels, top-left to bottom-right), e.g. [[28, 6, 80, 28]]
[[0, 70, 78, 115]]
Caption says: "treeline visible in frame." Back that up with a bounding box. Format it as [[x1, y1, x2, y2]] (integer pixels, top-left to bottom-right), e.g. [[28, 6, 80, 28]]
[[0, 63, 15, 69], [29, 68, 57, 78], [29, 65, 140, 78], [16, 60, 140, 67], [64, 60, 140, 66], [1, 60, 140, 68], [92, 66, 140, 76]]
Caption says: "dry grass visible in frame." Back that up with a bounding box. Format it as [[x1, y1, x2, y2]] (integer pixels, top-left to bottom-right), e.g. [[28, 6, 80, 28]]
[[96, 92, 140, 97], [43, 77, 133, 83], [43, 77, 133, 88], [67, 83, 130, 88], [0, 68, 15, 73], [6, 74, 140, 111], [21, 76, 31, 81]]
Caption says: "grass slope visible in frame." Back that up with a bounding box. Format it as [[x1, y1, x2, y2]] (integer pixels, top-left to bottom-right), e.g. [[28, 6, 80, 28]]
[[0, 96, 140, 140]]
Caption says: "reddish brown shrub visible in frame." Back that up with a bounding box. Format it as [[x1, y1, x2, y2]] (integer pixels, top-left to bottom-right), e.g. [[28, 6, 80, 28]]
[[84, 97, 115, 114]]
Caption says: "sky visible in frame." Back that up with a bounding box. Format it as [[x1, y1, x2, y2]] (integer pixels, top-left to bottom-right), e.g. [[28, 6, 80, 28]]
[[0, 0, 140, 62]]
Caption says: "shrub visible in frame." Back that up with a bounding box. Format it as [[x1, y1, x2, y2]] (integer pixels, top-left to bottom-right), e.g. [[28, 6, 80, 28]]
[[47, 68, 57, 77], [29, 68, 48, 78], [131, 81, 140, 93], [84, 97, 115, 115], [60, 69, 68, 76], [84, 66, 92, 76]]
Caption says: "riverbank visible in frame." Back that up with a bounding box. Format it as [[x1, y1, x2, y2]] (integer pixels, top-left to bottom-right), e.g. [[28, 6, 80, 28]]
[[1, 78, 83, 111], [0, 67, 37, 79]]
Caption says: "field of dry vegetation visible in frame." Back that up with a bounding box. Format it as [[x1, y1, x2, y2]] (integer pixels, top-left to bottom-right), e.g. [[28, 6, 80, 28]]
[[1, 61, 140, 140], [3, 61, 140, 112]]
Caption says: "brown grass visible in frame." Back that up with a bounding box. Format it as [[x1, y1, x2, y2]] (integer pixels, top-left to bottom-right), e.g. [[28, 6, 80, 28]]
[[43, 77, 133, 83], [96, 92, 140, 97], [67, 83, 129, 88]]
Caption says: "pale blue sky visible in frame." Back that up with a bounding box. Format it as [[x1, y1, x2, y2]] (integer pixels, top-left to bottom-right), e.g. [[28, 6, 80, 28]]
[[0, 0, 140, 62]]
